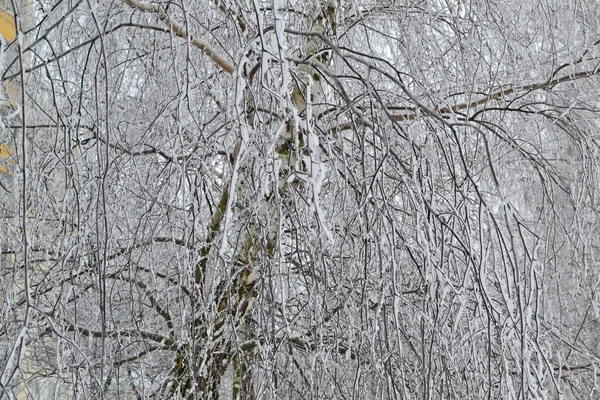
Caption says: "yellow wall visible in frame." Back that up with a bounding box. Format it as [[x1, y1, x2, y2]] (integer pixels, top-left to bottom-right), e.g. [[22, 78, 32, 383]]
[[0, 8, 15, 43], [0, 8, 16, 177]]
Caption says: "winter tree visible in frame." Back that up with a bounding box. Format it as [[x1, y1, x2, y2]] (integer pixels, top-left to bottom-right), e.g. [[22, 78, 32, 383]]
[[1, 0, 600, 398]]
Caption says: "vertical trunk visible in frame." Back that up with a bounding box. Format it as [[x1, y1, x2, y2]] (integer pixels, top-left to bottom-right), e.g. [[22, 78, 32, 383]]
[[171, 2, 337, 398]]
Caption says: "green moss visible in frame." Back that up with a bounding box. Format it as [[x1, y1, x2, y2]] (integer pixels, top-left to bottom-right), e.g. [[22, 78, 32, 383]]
[[298, 131, 305, 148], [196, 186, 230, 285], [265, 240, 275, 257], [237, 15, 246, 32], [314, 51, 329, 63], [218, 187, 229, 213], [326, 3, 336, 28], [300, 159, 307, 173], [276, 143, 290, 156]]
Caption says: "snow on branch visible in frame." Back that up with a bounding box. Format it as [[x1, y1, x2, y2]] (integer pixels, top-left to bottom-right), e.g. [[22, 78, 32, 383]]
[[123, 0, 235, 74]]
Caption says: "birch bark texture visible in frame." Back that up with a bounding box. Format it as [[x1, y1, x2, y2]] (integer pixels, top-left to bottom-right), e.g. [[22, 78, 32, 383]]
[[1, 0, 600, 399]]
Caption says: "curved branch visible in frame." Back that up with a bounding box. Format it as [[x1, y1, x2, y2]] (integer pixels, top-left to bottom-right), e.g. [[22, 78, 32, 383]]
[[392, 68, 600, 121], [123, 0, 235, 74]]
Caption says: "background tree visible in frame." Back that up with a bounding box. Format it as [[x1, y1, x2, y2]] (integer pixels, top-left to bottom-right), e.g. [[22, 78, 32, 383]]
[[1, 0, 600, 399]]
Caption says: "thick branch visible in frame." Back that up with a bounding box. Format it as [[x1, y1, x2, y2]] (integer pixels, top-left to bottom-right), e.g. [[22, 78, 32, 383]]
[[392, 68, 600, 121], [123, 0, 235, 74]]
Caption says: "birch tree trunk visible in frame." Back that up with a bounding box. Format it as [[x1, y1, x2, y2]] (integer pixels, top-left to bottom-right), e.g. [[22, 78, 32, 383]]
[[2, 1, 600, 399]]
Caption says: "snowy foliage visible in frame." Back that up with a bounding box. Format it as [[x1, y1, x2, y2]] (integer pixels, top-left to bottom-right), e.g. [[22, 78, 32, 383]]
[[1, 0, 600, 398]]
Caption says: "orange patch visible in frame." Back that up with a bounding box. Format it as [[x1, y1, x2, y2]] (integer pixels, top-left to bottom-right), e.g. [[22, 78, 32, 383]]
[[0, 9, 16, 43], [0, 143, 15, 175]]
